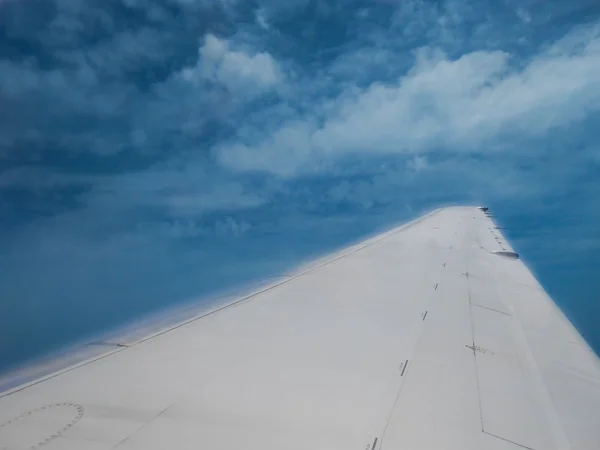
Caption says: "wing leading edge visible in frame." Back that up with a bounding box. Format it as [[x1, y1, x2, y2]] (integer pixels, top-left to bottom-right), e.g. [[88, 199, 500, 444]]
[[1, 206, 599, 450]]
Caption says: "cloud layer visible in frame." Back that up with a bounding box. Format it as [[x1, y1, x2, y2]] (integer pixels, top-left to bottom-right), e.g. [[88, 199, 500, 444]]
[[218, 25, 600, 176], [1, 0, 600, 370]]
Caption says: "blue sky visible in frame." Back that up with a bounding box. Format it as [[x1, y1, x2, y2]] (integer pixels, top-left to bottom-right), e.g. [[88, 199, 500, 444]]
[[1, 0, 599, 373]]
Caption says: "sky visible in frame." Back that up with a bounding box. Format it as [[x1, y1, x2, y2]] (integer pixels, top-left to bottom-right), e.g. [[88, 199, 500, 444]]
[[1, 0, 600, 373]]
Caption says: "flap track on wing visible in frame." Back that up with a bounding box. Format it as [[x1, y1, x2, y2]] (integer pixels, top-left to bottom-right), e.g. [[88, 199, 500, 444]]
[[492, 251, 520, 259]]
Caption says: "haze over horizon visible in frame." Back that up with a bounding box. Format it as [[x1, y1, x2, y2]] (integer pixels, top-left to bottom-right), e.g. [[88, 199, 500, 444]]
[[1, 0, 600, 373]]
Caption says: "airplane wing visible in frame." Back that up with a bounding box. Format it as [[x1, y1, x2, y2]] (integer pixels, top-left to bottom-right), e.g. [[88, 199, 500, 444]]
[[1, 206, 599, 450]]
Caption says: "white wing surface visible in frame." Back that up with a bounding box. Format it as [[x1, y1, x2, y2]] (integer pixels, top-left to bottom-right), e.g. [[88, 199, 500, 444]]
[[1, 206, 599, 450]]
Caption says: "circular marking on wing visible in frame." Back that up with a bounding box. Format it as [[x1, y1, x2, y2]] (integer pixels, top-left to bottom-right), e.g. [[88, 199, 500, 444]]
[[0, 403, 84, 449]]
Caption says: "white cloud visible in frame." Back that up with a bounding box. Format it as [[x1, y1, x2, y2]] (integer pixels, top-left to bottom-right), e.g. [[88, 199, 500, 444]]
[[0, 167, 102, 190], [215, 23, 600, 177], [168, 217, 252, 238], [255, 8, 270, 30], [327, 180, 375, 210], [407, 155, 428, 172], [164, 183, 265, 217], [216, 120, 316, 177], [82, 163, 267, 220], [181, 34, 282, 96], [516, 8, 532, 24], [214, 217, 252, 237]]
